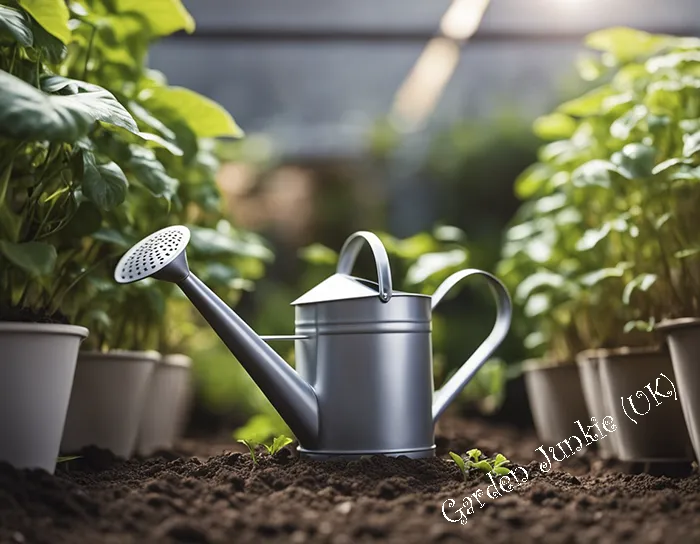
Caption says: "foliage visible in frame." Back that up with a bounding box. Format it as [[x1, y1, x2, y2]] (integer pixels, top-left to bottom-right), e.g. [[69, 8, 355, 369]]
[[263, 435, 293, 456], [0, 0, 271, 354], [237, 439, 257, 466], [236, 434, 293, 464], [498, 27, 700, 362], [449, 448, 511, 482]]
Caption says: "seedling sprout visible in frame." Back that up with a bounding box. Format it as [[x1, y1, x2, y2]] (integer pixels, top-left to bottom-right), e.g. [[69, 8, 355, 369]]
[[449, 449, 511, 481]]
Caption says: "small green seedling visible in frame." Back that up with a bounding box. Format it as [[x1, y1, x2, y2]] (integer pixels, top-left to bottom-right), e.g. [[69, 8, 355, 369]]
[[263, 435, 293, 456], [237, 439, 258, 465], [449, 449, 511, 482]]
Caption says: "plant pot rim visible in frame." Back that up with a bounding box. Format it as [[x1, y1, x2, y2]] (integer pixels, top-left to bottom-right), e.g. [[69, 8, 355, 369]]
[[0, 321, 88, 338], [575, 348, 606, 364], [160, 353, 192, 368], [656, 317, 700, 333], [78, 349, 161, 362], [597, 345, 664, 359], [522, 358, 575, 372]]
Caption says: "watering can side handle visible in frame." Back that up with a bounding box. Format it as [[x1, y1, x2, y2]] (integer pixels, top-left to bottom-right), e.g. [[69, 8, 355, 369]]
[[336, 231, 393, 302], [431, 269, 512, 424]]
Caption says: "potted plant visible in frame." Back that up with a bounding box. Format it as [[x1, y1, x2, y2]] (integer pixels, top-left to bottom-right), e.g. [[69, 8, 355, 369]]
[[48, 0, 272, 458], [0, 0, 174, 472], [505, 27, 697, 462]]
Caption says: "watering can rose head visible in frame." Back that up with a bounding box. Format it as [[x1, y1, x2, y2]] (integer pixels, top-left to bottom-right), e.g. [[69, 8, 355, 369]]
[[114, 227, 513, 459]]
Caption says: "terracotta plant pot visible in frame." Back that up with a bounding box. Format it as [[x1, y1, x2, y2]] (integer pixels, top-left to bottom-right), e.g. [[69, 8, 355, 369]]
[[136, 353, 193, 456], [576, 350, 619, 459], [0, 323, 88, 473], [61, 350, 159, 459], [657, 318, 700, 462], [598, 347, 693, 462], [523, 360, 590, 446]]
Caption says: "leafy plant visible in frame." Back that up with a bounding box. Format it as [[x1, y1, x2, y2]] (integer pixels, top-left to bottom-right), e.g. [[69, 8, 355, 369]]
[[237, 438, 258, 466], [498, 26, 700, 361], [449, 449, 511, 482], [263, 435, 293, 456]]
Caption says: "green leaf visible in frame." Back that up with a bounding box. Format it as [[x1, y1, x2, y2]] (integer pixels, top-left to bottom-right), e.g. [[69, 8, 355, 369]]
[[141, 86, 243, 138], [236, 439, 258, 465], [0, 71, 137, 142], [623, 274, 657, 305], [652, 158, 693, 175], [265, 435, 293, 456], [449, 452, 467, 477], [18, 0, 70, 44], [56, 455, 81, 463], [126, 145, 178, 200], [585, 27, 674, 63], [493, 454, 509, 467], [611, 143, 656, 179], [571, 160, 619, 188], [514, 163, 553, 199], [466, 448, 482, 461], [82, 153, 128, 210], [683, 132, 700, 157], [0, 240, 57, 276], [474, 460, 492, 473], [515, 271, 566, 302], [115, 0, 194, 36], [675, 248, 700, 259], [558, 86, 614, 117], [493, 467, 511, 476], [0, 4, 33, 45], [532, 113, 577, 140], [610, 105, 647, 140], [579, 264, 631, 287], [188, 225, 273, 260]]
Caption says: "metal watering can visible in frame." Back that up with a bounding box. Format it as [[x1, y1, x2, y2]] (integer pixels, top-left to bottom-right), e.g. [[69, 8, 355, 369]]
[[114, 227, 512, 459]]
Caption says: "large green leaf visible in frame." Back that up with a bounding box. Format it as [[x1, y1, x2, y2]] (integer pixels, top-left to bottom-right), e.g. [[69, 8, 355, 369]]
[[18, 0, 70, 44], [683, 131, 700, 157], [188, 225, 273, 260], [610, 105, 647, 140], [0, 240, 57, 276], [0, 5, 33, 46], [571, 160, 620, 188], [611, 143, 656, 179], [115, 0, 194, 36], [533, 113, 577, 140], [558, 86, 615, 117], [141, 87, 243, 138], [0, 71, 137, 142], [82, 152, 128, 210], [405, 249, 467, 285], [585, 27, 674, 63], [127, 145, 178, 200]]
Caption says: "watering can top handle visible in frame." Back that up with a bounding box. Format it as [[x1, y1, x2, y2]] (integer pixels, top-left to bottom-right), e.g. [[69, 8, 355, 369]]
[[336, 231, 393, 302], [431, 269, 513, 424]]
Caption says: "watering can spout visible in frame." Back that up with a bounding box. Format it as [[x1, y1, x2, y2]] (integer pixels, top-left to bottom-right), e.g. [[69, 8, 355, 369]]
[[178, 274, 320, 446], [113, 226, 319, 448]]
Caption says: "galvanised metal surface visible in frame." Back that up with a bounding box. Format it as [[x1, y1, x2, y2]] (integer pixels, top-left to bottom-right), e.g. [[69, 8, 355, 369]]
[[114, 227, 512, 459]]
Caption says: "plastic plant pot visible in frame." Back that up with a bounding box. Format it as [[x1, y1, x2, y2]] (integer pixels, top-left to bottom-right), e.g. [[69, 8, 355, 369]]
[[523, 360, 591, 447], [60, 350, 159, 459], [657, 318, 700, 463], [598, 346, 694, 462], [136, 353, 193, 456], [576, 350, 619, 459], [0, 322, 88, 474]]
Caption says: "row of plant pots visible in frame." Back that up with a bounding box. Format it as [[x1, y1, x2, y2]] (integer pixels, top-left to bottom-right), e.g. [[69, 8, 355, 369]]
[[524, 319, 699, 464], [0, 323, 193, 474]]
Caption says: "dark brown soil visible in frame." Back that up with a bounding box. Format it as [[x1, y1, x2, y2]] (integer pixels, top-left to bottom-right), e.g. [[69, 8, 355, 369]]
[[1, 415, 699, 544]]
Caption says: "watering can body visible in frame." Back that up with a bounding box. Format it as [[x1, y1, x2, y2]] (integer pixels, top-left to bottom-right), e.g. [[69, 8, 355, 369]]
[[113, 227, 512, 460]]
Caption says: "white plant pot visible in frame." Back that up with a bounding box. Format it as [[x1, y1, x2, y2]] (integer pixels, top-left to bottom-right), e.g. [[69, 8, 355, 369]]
[[657, 318, 700, 463], [0, 322, 88, 474], [576, 350, 619, 459], [598, 347, 693, 462], [61, 350, 159, 459], [136, 353, 193, 456], [523, 360, 590, 447]]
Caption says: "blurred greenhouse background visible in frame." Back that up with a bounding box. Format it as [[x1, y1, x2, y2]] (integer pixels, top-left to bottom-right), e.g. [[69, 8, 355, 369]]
[[141, 0, 700, 439]]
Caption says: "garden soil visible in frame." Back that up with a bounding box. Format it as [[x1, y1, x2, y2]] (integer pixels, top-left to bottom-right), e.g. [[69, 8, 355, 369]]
[[1, 414, 699, 544]]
